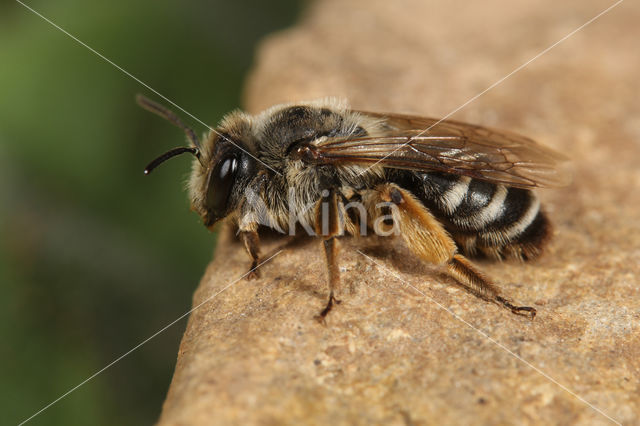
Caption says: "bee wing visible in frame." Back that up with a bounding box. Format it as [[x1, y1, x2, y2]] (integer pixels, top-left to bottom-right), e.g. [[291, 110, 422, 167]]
[[308, 111, 570, 189]]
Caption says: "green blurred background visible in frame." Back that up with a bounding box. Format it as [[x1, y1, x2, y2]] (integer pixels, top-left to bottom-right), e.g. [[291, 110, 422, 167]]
[[0, 0, 304, 424]]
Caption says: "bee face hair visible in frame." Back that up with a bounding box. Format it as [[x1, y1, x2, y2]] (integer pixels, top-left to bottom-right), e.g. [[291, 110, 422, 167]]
[[188, 112, 257, 228]]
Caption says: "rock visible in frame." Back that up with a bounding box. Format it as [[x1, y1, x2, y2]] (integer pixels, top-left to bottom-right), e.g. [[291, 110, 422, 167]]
[[158, 0, 640, 424]]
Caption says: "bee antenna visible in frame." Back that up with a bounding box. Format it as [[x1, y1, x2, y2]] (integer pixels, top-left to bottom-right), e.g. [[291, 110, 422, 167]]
[[136, 94, 202, 150], [144, 147, 200, 175]]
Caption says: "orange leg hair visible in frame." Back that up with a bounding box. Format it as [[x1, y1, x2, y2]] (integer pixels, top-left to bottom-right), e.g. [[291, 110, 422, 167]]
[[377, 184, 536, 319]]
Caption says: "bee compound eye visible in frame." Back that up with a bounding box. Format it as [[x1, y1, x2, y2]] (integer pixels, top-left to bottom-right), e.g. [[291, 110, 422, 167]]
[[205, 154, 238, 220], [219, 156, 238, 180]]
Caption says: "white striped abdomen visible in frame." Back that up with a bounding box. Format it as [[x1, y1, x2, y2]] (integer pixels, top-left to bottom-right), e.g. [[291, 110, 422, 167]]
[[397, 171, 552, 260]]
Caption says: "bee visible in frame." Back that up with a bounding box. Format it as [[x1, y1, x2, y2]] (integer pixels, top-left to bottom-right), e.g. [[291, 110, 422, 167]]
[[137, 95, 568, 320]]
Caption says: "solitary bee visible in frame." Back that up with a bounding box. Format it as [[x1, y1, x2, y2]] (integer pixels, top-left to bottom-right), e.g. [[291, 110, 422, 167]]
[[138, 95, 568, 320]]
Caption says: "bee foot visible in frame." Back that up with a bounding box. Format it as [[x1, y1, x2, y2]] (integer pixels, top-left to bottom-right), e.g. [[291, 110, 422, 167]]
[[497, 296, 536, 319], [513, 305, 537, 320], [315, 294, 341, 323], [245, 269, 260, 280]]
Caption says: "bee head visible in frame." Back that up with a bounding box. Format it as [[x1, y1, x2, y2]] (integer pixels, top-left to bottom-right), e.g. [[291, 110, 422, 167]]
[[195, 134, 256, 228], [137, 95, 256, 229]]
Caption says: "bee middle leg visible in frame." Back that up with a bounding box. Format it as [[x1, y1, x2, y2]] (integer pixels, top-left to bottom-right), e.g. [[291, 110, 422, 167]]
[[376, 184, 536, 319], [314, 189, 342, 321]]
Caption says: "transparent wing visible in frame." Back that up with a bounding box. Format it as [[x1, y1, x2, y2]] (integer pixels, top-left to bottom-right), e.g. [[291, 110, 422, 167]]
[[307, 111, 570, 189]]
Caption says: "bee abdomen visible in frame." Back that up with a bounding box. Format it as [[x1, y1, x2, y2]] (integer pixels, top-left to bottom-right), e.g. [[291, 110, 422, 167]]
[[415, 173, 552, 261]]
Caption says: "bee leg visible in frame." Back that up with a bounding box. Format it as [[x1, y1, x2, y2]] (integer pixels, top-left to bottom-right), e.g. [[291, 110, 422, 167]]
[[240, 230, 261, 280], [378, 184, 536, 319], [317, 238, 341, 321], [314, 189, 342, 322], [447, 254, 536, 319]]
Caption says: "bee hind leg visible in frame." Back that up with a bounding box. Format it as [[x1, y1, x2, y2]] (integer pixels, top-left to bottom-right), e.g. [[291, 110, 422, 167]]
[[447, 254, 536, 319], [378, 184, 536, 319]]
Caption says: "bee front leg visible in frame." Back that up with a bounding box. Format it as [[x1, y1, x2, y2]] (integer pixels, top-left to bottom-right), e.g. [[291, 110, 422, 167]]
[[237, 173, 269, 280], [314, 189, 342, 322], [377, 184, 536, 319], [240, 229, 261, 280]]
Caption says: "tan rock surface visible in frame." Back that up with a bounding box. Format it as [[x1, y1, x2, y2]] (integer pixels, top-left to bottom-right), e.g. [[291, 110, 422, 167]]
[[158, 0, 640, 424]]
